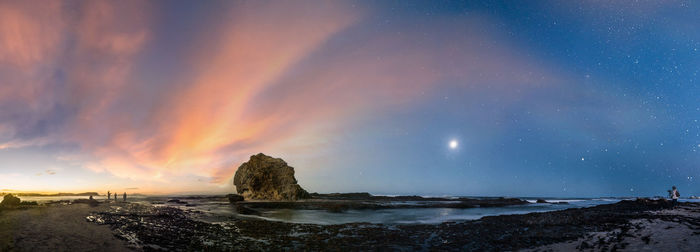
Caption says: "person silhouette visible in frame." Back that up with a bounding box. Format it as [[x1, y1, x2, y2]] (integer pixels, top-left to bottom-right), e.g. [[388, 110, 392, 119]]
[[671, 186, 680, 208], [123, 192, 126, 202], [108, 191, 111, 200]]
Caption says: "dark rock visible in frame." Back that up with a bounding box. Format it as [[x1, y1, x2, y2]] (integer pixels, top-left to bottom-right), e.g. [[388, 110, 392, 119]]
[[327, 204, 348, 213], [536, 199, 548, 203], [310, 192, 373, 200], [0, 194, 21, 206], [235, 204, 261, 215], [84, 198, 699, 251], [73, 198, 100, 206], [235, 197, 527, 212], [88, 203, 251, 250], [578, 241, 592, 249], [227, 194, 244, 203], [167, 199, 187, 204], [233, 153, 310, 200]]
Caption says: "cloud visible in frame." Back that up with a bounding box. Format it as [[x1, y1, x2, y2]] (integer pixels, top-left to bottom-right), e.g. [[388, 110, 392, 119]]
[[72, 1, 364, 181], [0, 1, 63, 67], [0, 1, 588, 191]]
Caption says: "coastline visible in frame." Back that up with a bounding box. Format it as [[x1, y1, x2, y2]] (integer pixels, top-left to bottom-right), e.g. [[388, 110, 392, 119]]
[[2, 197, 698, 251]]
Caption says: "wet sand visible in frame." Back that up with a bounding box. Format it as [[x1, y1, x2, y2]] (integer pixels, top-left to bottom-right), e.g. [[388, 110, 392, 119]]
[[0, 202, 130, 251]]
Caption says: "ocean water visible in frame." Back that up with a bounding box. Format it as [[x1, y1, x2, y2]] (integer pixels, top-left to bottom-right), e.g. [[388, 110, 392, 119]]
[[154, 197, 700, 225], [8, 195, 700, 225], [254, 198, 622, 224]]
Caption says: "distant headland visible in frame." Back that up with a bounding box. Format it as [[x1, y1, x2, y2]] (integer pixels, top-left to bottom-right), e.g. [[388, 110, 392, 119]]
[[0, 192, 99, 197]]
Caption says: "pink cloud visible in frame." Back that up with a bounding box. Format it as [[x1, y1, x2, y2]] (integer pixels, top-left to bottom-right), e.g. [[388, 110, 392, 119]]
[[0, 2, 573, 192]]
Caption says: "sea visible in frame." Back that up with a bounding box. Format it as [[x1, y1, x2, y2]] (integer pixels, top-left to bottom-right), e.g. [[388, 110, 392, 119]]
[[9, 195, 700, 225]]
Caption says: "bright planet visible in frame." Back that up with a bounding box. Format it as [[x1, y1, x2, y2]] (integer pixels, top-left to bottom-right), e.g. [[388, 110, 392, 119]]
[[449, 140, 459, 149]]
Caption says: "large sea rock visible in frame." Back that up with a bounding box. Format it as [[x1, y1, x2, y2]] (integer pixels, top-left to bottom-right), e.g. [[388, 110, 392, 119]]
[[233, 153, 310, 201]]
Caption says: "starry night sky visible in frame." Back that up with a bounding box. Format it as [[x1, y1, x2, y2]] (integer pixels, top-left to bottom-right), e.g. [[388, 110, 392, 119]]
[[0, 1, 698, 196]]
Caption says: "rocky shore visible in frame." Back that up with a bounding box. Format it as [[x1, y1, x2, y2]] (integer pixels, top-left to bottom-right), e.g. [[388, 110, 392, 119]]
[[234, 193, 528, 214], [79, 198, 699, 251]]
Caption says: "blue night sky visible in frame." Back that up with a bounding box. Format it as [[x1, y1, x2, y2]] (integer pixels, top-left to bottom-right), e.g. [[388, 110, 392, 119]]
[[0, 1, 698, 197]]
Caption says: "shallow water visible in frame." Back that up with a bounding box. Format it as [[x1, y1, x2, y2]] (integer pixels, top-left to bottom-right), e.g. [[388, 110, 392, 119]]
[[178, 197, 700, 225], [8, 195, 700, 225], [257, 199, 617, 224]]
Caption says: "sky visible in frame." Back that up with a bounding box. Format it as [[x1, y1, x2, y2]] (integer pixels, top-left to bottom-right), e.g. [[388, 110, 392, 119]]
[[0, 0, 698, 197]]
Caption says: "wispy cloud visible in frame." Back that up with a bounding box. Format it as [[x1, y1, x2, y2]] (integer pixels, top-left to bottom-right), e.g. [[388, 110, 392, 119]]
[[0, 1, 618, 193]]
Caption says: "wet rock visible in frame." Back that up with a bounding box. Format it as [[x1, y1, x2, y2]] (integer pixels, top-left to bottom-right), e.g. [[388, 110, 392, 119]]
[[578, 241, 592, 249], [73, 198, 100, 207], [536, 199, 548, 203], [236, 196, 528, 212], [233, 153, 310, 200], [167, 199, 188, 204], [0, 194, 21, 206], [227, 194, 244, 203], [235, 204, 261, 215], [310, 192, 373, 200], [84, 199, 698, 251], [89, 203, 252, 250]]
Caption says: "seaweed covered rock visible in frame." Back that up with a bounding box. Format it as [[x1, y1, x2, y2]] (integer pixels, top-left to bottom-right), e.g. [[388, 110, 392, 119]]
[[233, 153, 310, 200], [0, 194, 21, 206]]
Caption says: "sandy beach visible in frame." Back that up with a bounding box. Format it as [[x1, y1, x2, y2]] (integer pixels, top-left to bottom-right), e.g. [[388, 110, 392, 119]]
[[0, 202, 130, 251]]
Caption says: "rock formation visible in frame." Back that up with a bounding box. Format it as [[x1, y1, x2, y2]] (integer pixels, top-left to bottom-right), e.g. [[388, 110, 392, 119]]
[[227, 194, 244, 203], [233, 153, 310, 200], [0, 194, 21, 206]]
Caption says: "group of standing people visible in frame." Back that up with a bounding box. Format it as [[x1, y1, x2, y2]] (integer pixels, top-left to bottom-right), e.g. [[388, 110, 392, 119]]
[[107, 190, 127, 201]]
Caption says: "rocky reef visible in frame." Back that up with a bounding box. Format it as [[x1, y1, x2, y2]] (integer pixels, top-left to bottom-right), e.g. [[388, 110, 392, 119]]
[[86, 199, 699, 251], [236, 193, 529, 213], [233, 153, 310, 200], [87, 203, 251, 250], [226, 194, 244, 203], [231, 199, 698, 250]]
